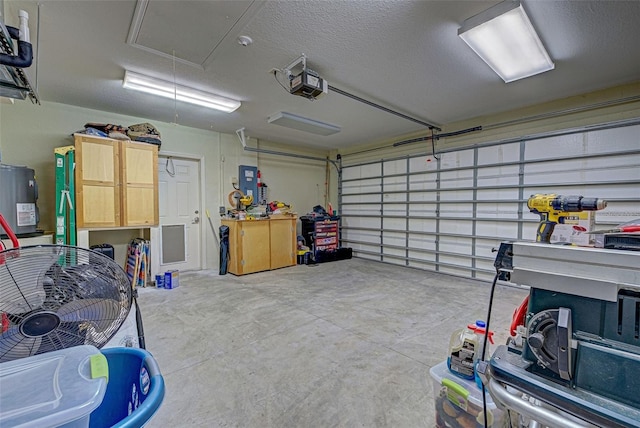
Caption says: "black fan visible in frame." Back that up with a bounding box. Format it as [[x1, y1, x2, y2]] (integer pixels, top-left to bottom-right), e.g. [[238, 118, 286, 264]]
[[0, 245, 132, 363]]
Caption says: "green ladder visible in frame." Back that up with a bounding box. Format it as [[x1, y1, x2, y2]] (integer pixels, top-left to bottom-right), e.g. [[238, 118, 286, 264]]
[[54, 146, 76, 246]]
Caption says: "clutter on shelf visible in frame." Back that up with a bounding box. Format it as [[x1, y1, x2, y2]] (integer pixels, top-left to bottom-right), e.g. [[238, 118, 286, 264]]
[[304, 204, 340, 221], [74, 122, 162, 147]]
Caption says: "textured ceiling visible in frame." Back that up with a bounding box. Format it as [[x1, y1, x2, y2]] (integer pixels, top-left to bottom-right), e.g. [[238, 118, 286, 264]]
[[3, 0, 640, 150]]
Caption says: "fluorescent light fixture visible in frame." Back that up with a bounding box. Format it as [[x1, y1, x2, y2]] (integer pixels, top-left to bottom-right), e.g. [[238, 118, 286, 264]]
[[267, 112, 341, 136], [458, 0, 554, 83], [122, 70, 241, 113]]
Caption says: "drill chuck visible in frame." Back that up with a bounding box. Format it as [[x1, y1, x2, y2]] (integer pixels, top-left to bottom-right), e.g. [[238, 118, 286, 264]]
[[550, 196, 607, 212]]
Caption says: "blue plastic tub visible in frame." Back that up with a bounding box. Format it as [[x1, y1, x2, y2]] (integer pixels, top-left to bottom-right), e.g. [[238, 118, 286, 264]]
[[89, 347, 165, 428]]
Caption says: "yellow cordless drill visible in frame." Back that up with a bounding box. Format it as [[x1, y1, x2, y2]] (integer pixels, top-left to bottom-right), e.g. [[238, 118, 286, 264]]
[[527, 194, 607, 243]]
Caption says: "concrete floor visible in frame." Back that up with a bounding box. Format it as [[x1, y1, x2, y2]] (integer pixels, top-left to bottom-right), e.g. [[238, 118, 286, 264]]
[[137, 258, 528, 427]]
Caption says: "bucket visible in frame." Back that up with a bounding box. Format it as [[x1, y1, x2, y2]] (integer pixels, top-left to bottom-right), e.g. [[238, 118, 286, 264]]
[[89, 347, 165, 427]]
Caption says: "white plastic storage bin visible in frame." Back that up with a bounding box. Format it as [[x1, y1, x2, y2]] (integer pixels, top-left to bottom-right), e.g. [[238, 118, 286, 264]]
[[0, 345, 108, 428], [430, 360, 505, 428]]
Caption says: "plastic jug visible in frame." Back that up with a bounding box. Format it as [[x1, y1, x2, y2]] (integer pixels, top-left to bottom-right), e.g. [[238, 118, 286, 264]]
[[467, 320, 495, 388], [447, 320, 494, 381]]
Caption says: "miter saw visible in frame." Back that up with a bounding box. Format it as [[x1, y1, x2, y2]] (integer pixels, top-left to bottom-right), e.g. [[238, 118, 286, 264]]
[[228, 189, 254, 211], [484, 242, 640, 427]]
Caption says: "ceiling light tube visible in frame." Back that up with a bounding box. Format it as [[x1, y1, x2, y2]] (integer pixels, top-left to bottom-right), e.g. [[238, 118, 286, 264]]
[[123, 70, 241, 112], [268, 112, 341, 136], [458, 0, 554, 83]]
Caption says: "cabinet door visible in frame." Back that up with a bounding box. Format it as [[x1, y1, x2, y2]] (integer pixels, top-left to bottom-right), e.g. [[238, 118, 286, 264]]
[[74, 135, 120, 228], [239, 221, 271, 274], [270, 218, 296, 269], [121, 141, 158, 226]]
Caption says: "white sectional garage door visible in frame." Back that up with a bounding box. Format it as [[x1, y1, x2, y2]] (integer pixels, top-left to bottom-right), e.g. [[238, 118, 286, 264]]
[[339, 121, 640, 282]]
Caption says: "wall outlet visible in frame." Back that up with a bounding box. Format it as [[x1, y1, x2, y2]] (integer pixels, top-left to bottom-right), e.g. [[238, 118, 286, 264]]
[[231, 176, 238, 186]]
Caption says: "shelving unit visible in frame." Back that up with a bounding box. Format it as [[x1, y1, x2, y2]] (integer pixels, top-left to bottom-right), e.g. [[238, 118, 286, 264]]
[[0, 18, 39, 103]]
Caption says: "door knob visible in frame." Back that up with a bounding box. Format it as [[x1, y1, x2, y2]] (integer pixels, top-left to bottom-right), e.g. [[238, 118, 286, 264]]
[[192, 216, 200, 224]]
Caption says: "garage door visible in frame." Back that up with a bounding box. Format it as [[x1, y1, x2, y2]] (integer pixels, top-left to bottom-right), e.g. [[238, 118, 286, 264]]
[[339, 121, 640, 282]]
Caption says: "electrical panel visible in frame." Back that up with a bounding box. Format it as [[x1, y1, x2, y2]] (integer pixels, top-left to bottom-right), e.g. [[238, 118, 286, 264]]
[[238, 165, 257, 205]]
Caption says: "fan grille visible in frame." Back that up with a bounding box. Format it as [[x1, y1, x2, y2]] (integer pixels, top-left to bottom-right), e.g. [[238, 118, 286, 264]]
[[0, 245, 132, 362]]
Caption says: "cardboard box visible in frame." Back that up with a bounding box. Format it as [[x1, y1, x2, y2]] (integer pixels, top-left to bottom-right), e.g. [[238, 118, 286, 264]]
[[550, 211, 594, 246], [164, 270, 179, 289]]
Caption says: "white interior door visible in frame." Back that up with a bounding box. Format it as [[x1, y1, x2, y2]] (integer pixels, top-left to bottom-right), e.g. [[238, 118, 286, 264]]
[[157, 156, 201, 273]]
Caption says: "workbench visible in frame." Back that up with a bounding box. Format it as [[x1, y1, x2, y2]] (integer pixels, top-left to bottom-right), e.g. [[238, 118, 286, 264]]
[[221, 216, 297, 275]]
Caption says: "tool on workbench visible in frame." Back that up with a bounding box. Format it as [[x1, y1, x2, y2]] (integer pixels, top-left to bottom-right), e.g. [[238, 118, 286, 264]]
[[482, 241, 640, 427], [267, 201, 290, 213], [227, 190, 254, 211], [527, 194, 607, 243], [583, 225, 640, 234]]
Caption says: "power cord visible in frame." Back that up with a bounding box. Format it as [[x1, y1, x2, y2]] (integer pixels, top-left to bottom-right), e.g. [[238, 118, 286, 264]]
[[273, 69, 290, 93], [480, 271, 499, 428]]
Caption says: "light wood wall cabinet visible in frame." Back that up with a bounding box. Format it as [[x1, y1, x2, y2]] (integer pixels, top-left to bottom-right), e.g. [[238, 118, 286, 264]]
[[74, 134, 158, 228], [221, 216, 297, 275]]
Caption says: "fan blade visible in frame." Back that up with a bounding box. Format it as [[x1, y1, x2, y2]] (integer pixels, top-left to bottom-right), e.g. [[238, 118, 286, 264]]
[[0, 327, 41, 363], [39, 324, 88, 352], [58, 298, 123, 331], [0, 251, 59, 313]]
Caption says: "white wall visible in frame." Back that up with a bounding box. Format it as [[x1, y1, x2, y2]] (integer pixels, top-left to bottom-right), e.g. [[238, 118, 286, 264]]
[[0, 100, 330, 269]]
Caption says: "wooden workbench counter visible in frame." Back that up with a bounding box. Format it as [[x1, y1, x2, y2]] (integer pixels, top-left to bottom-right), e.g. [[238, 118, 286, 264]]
[[221, 216, 297, 275]]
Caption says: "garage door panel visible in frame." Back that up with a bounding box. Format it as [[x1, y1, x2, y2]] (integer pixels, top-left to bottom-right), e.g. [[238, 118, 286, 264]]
[[343, 193, 383, 204], [408, 175, 437, 191], [476, 188, 520, 200], [409, 218, 437, 233], [342, 178, 381, 195], [478, 143, 521, 164], [524, 161, 638, 184], [409, 157, 439, 173], [382, 192, 407, 202], [342, 216, 380, 229], [476, 202, 520, 219], [440, 150, 475, 168], [409, 192, 438, 202], [383, 159, 408, 175], [477, 165, 520, 186], [382, 204, 407, 216], [597, 200, 640, 224], [439, 220, 473, 235], [476, 222, 519, 238], [408, 235, 436, 251], [439, 239, 473, 256], [383, 180, 407, 192], [406, 202, 437, 216], [384, 217, 407, 229], [439, 190, 474, 201]]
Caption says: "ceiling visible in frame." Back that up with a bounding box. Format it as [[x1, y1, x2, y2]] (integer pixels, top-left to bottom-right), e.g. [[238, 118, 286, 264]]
[[3, 0, 640, 150]]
